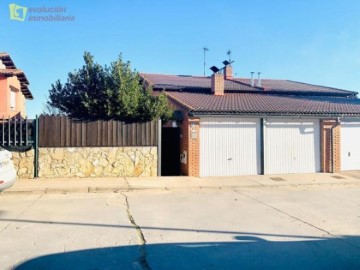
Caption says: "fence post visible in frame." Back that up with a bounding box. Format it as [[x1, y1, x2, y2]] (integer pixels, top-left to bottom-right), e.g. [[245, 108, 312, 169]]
[[157, 118, 162, 176], [34, 115, 39, 178]]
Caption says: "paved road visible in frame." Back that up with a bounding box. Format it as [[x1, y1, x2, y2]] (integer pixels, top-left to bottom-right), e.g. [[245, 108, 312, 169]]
[[1, 184, 360, 269]]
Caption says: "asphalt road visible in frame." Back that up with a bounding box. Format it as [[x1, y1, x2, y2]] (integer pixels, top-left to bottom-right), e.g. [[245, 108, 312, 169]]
[[1, 184, 360, 269]]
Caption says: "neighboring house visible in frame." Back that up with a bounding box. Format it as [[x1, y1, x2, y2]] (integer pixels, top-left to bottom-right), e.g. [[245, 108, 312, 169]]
[[0, 53, 33, 118], [141, 64, 360, 177]]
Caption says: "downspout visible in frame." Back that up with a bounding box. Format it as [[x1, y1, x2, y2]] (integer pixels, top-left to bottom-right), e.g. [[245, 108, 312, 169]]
[[34, 115, 39, 178], [157, 118, 162, 176], [260, 118, 265, 175]]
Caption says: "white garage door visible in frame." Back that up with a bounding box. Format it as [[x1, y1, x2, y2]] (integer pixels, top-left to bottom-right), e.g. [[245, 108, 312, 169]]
[[264, 119, 320, 174], [200, 117, 260, 177], [341, 121, 360, 171]]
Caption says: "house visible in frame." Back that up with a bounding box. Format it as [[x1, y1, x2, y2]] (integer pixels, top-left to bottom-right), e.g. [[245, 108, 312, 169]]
[[0, 53, 33, 118], [141, 63, 360, 177]]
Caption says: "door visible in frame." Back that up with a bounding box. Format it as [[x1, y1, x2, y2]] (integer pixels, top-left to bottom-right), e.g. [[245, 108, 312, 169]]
[[341, 121, 360, 171], [200, 117, 261, 177], [161, 128, 180, 176], [264, 119, 320, 174]]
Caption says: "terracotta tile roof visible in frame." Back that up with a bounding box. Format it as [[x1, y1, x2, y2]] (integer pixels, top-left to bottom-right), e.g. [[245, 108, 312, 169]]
[[141, 73, 360, 116], [0, 53, 33, 99], [141, 73, 357, 97], [141, 73, 257, 91], [0, 53, 16, 69], [235, 78, 356, 96], [0, 69, 24, 76], [166, 91, 360, 116]]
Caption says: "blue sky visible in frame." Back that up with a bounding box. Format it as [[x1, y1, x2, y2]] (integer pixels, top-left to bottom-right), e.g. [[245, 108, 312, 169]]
[[2, 0, 360, 118]]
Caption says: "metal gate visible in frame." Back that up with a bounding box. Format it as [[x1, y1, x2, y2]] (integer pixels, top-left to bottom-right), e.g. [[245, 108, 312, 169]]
[[341, 121, 360, 171], [200, 117, 261, 177], [264, 119, 321, 174]]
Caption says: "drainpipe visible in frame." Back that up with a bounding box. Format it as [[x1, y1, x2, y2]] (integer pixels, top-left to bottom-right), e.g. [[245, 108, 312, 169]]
[[157, 118, 162, 176], [260, 118, 265, 175], [34, 115, 39, 178]]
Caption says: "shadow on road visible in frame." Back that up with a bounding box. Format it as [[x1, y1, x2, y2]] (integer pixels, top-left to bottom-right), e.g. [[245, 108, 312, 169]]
[[13, 235, 360, 270]]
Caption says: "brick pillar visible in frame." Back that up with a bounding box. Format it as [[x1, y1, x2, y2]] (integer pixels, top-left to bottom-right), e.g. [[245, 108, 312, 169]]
[[333, 123, 341, 172], [179, 115, 189, 175], [211, 73, 224, 96], [224, 65, 233, 79], [179, 114, 200, 177], [321, 119, 341, 173]]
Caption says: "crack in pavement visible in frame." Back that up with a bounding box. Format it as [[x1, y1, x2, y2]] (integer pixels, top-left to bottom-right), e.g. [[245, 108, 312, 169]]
[[121, 192, 151, 270], [123, 177, 131, 192], [0, 193, 44, 235], [234, 189, 360, 251]]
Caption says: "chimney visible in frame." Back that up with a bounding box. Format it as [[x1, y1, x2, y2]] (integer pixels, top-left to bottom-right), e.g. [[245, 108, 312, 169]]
[[224, 65, 233, 79], [257, 72, 262, 87], [211, 73, 224, 96], [250, 72, 255, 87]]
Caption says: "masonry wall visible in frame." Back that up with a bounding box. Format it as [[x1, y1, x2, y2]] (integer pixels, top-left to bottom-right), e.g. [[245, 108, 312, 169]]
[[0, 76, 9, 116], [11, 117, 345, 179], [320, 119, 340, 173], [0, 75, 26, 118], [179, 113, 200, 177], [9, 146, 158, 179], [38, 147, 158, 178], [12, 149, 35, 179]]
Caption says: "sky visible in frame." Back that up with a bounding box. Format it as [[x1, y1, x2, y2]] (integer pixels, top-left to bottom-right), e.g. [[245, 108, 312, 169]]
[[2, 0, 360, 118]]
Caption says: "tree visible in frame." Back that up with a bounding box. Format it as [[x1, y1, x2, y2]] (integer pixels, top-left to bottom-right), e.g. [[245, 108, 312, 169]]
[[47, 52, 173, 121]]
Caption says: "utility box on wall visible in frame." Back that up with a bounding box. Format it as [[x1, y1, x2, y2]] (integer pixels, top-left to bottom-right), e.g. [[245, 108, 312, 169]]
[[180, 150, 187, 164]]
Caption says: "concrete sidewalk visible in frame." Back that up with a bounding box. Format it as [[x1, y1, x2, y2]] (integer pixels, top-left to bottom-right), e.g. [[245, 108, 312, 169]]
[[1, 172, 360, 195]]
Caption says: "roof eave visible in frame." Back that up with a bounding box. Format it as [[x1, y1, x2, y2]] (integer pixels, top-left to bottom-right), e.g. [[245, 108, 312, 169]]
[[189, 111, 360, 118]]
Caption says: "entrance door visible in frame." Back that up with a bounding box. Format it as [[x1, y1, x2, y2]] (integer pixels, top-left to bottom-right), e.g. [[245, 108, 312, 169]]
[[161, 128, 180, 176]]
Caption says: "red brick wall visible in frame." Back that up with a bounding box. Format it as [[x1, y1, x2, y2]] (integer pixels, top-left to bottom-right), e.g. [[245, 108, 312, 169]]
[[179, 113, 189, 175], [320, 119, 340, 173], [166, 96, 200, 177], [224, 65, 233, 79], [211, 73, 224, 96], [178, 113, 200, 176]]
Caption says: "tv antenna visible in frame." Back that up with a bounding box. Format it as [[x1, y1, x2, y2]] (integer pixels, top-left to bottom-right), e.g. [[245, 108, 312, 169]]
[[227, 49, 232, 62], [203, 47, 209, 77]]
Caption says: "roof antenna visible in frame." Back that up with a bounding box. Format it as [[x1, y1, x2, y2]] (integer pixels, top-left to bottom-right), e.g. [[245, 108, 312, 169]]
[[203, 47, 209, 77], [227, 49, 231, 62]]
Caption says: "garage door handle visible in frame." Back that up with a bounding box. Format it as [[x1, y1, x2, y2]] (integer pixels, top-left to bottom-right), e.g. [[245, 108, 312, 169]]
[[348, 152, 351, 157], [227, 158, 232, 161]]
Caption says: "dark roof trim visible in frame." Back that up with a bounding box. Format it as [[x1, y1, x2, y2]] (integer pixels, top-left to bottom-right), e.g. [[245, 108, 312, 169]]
[[189, 111, 360, 118], [155, 87, 357, 97], [286, 80, 358, 95]]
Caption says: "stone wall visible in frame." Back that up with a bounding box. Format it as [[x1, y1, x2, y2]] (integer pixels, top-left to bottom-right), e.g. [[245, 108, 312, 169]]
[[38, 147, 157, 178], [11, 149, 35, 179]]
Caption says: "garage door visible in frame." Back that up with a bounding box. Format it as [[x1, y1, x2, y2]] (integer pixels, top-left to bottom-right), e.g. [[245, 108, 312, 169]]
[[341, 121, 360, 171], [264, 119, 320, 174], [200, 118, 260, 177]]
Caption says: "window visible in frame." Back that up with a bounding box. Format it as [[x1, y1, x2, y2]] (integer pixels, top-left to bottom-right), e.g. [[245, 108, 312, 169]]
[[10, 88, 16, 111]]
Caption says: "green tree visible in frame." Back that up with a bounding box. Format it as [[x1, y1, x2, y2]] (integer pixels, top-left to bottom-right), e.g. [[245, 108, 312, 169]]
[[47, 52, 173, 121]]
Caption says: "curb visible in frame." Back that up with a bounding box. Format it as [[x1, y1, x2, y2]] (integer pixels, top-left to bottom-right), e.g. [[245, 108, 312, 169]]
[[2, 181, 360, 196]]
